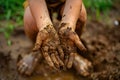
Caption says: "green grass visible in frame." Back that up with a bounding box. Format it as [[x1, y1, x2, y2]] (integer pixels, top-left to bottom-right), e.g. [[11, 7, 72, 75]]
[[0, 0, 113, 46], [0, 0, 24, 20], [83, 0, 112, 12], [0, 22, 15, 46], [0, 0, 24, 46], [83, 0, 113, 20]]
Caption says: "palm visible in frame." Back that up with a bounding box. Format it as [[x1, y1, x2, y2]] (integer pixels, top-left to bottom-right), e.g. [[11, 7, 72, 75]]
[[58, 23, 86, 68], [33, 25, 64, 70]]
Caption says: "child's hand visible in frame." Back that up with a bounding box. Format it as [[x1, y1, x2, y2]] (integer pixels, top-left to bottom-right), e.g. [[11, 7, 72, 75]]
[[58, 23, 86, 69], [17, 25, 64, 75], [17, 50, 42, 76], [33, 24, 64, 70]]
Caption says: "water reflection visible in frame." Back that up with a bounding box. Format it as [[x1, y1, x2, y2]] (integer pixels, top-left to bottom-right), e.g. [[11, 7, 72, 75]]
[[29, 70, 81, 80]]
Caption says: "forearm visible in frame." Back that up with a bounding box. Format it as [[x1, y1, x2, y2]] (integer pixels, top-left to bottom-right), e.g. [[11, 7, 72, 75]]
[[28, 0, 52, 31], [61, 0, 82, 31]]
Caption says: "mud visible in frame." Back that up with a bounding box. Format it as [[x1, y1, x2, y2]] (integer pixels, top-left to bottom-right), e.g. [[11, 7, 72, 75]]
[[82, 20, 120, 80], [0, 3, 120, 80], [0, 18, 120, 80]]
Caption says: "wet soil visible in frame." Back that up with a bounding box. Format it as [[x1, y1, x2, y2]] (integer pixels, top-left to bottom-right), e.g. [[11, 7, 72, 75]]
[[0, 4, 120, 80], [0, 19, 120, 80]]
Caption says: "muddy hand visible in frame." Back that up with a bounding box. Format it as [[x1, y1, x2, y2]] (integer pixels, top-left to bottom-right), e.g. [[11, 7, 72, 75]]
[[58, 23, 86, 69], [73, 53, 92, 76], [17, 50, 42, 76], [33, 24, 64, 70]]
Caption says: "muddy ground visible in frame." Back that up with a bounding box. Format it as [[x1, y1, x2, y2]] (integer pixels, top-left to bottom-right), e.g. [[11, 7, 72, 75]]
[[0, 5, 120, 80]]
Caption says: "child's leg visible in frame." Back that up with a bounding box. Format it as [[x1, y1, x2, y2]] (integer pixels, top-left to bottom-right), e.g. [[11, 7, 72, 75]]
[[71, 3, 92, 77], [76, 3, 87, 37], [17, 7, 42, 75], [18, 0, 64, 75], [24, 7, 38, 42]]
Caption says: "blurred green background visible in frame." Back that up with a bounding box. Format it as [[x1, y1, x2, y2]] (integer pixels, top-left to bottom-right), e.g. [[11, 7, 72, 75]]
[[0, 0, 113, 21], [0, 0, 24, 45], [0, 0, 24, 21], [0, 0, 114, 45]]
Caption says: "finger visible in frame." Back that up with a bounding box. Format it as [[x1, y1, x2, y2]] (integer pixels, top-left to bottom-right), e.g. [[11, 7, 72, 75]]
[[43, 52, 58, 70], [25, 64, 36, 76], [20, 64, 28, 74], [75, 38, 86, 51], [18, 62, 27, 72], [33, 31, 48, 51], [17, 60, 23, 67], [33, 33, 42, 51], [18, 65, 23, 72], [57, 46, 64, 60], [69, 33, 86, 51], [51, 53, 60, 68], [42, 46, 57, 70], [24, 58, 38, 76], [25, 68, 32, 76], [64, 55, 69, 67], [54, 52, 64, 67], [18, 61, 24, 71], [67, 52, 75, 69]]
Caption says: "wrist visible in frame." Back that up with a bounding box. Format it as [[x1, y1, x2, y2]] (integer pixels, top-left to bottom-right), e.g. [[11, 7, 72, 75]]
[[38, 23, 53, 31], [58, 23, 74, 38], [37, 17, 53, 31], [58, 23, 75, 32]]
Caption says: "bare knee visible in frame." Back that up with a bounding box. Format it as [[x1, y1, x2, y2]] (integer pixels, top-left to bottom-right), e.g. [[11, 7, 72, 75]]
[[79, 3, 87, 25], [76, 3, 87, 36], [24, 7, 38, 42]]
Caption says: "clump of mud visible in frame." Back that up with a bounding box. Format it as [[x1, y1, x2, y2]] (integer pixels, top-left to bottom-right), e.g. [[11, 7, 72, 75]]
[[0, 20, 120, 80], [82, 21, 120, 80]]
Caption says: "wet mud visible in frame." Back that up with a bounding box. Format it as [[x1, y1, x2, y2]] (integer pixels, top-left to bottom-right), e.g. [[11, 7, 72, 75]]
[[1, 2, 120, 78], [0, 18, 120, 80]]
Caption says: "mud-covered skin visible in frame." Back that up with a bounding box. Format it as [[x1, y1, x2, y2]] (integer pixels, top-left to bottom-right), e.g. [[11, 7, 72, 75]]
[[59, 28, 76, 68], [17, 50, 42, 76], [17, 25, 64, 75], [58, 23, 86, 68], [73, 53, 92, 76], [34, 25, 64, 69], [58, 23, 92, 76]]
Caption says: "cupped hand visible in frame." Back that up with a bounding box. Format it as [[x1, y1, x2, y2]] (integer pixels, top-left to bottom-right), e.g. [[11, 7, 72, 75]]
[[33, 24, 64, 70], [17, 24, 65, 76], [58, 23, 86, 68], [17, 50, 42, 76]]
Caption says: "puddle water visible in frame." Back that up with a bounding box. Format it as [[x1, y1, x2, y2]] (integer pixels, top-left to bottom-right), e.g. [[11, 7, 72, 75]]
[[29, 71, 83, 80]]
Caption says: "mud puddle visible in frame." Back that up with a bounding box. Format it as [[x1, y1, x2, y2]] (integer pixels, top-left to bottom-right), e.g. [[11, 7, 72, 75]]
[[0, 19, 120, 80]]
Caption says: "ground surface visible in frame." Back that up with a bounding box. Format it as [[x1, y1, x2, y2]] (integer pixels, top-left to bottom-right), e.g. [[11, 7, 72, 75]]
[[0, 4, 120, 80], [0, 19, 120, 80]]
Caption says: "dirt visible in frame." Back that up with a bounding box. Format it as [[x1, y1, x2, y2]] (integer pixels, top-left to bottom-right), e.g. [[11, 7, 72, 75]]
[[82, 20, 120, 80], [0, 5, 120, 80], [0, 19, 120, 80]]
